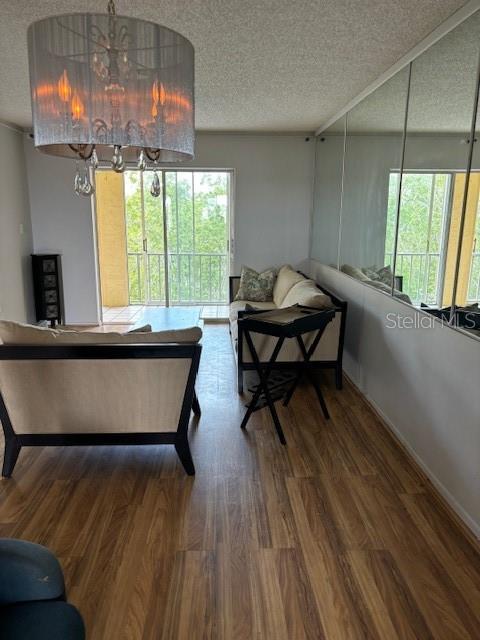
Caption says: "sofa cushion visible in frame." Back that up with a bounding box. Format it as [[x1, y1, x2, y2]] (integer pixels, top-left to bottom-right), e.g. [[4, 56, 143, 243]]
[[229, 300, 277, 346], [375, 265, 394, 286], [234, 266, 277, 302], [340, 264, 370, 282], [273, 265, 305, 306], [280, 279, 333, 309], [229, 300, 277, 322], [361, 266, 381, 280], [0, 321, 202, 345], [367, 280, 412, 304], [127, 324, 152, 333]]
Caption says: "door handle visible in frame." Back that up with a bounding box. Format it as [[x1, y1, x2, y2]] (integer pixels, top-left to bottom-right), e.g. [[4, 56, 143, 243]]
[[143, 238, 148, 253]]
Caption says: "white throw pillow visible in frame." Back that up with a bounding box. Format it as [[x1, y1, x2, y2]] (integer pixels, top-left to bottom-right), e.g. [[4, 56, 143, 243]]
[[280, 279, 333, 309], [340, 264, 370, 282], [273, 265, 306, 306]]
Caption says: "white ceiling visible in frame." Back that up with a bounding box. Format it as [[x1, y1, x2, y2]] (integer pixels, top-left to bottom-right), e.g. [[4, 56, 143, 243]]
[[0, 0, 469, 131], [327, 10, 480, 134]]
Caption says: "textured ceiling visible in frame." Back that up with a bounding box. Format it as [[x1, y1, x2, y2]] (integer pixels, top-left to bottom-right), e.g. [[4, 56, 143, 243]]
[[327, 10, 480, 134], [0, 0, 469, 131]]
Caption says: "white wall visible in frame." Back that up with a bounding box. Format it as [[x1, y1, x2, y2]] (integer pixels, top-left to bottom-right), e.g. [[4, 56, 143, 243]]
[[24, 133, 314, 323], [0, 125, 34, 323], [176, 134, 314, 273], [308, 260, 480, 537], [24, 136, 100, 324]]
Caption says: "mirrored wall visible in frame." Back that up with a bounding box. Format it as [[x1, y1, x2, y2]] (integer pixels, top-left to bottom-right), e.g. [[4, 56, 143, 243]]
[[311, 9, 480, 339]]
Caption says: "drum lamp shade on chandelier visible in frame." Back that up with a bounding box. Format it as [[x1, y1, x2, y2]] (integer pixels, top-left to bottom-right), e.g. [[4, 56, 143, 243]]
[[27, 0, 195, 196]]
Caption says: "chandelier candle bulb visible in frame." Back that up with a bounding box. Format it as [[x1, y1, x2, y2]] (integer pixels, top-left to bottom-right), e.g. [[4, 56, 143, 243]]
[[27, 0, 195, 195]]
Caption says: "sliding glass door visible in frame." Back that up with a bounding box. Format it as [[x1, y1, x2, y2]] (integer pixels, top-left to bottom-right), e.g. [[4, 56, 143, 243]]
[[124, 170, 231, 305], [125, 171, 166, 304]]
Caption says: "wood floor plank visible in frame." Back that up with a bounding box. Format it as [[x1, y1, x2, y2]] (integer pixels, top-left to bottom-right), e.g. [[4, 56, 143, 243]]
[[286, 476, 376, 640], [275, 548, 324, 640], [252, 549, 290, 640], [401, 493, 480, 616], [347, 549, 434, 640], [0, 325, 479, 639], [391, 551, 475, 640], [161, 550, 217, 640], [216, 544, 254, 640], [320, 474, 382, 550]]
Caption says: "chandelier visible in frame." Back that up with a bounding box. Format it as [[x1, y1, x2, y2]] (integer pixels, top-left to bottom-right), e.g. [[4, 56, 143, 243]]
[[27, 0, 194, 197]]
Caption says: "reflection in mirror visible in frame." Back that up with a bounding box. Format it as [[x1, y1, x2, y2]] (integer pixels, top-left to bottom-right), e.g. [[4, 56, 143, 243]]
[[450, 88, 480, 337], [310, 116, 345, 267], [338, 67, 410, 299], [395, 11, 480, 328]]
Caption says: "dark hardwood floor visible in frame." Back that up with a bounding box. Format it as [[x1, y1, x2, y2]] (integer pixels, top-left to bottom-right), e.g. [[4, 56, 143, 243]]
[[0, 325, 479, 639]]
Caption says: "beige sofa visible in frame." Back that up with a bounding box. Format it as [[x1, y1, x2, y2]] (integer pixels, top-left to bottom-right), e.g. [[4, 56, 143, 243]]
[[0, 321, 202, 477], [229, 267, 347, 393], [340, 263, 412, 304]]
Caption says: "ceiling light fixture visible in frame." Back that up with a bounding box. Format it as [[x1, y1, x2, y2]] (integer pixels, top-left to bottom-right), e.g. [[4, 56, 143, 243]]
[[27, 0, 194, 196]]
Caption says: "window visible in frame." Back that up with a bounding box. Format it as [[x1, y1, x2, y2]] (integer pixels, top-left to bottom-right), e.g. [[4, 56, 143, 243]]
[[124, 170, 232, 305], [385, 172, 451, 305]]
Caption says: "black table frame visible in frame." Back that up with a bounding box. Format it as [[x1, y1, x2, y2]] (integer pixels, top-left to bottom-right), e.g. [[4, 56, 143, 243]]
[[239, 307, 335, 444]]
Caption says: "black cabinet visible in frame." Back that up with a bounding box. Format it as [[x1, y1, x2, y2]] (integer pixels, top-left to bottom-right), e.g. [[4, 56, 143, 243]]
[[32, 254, 63, 327]]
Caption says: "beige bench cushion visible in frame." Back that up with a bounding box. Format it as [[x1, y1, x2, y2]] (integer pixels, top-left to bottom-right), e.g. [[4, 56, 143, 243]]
[[0, 321, 202, 345], [272, 265, 306, 306]]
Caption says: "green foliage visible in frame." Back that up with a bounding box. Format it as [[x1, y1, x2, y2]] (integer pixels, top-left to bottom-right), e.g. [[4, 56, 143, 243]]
[[385, 173, 450, 304], [124, 170, 229, 304], [468, 202, 480, 300]]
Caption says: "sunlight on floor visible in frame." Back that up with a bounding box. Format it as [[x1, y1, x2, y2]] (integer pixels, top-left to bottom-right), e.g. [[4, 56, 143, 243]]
[[102, 305, 229, 324]]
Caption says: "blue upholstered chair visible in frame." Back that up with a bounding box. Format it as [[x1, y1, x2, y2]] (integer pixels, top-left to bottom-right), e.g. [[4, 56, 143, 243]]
[[0, 539, 85, 639]]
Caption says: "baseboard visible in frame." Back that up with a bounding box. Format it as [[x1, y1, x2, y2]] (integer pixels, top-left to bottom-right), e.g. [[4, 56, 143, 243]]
[[343, 374, 480, 544]]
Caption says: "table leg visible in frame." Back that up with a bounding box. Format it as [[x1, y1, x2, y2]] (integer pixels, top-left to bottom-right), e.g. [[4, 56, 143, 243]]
[[283, 330, 330, 420], [282, 331, 321, 405], [306, 370, 330, 420], [192, 391, 201, 417], [240, 331, 287, 444]]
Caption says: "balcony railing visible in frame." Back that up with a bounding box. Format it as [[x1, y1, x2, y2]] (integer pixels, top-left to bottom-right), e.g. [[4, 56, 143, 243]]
[[385, 250, 480, 305], [385, 252, 441, 305], [127, 252, 229, 305]]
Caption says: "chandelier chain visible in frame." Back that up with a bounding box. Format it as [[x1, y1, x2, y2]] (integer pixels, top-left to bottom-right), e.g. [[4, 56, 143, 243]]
[[107, 0, 116, 16]]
